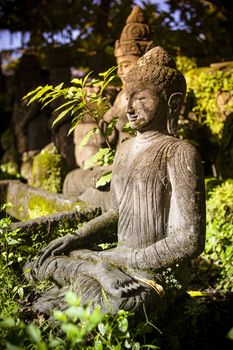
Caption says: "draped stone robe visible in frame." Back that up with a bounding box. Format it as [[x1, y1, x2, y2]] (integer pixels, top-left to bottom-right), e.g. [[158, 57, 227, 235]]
[[111, 132, 205, 268], [28, 132, 205, 315]]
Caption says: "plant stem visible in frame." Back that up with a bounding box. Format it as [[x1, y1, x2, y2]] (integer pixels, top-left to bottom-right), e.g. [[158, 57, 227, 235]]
[[84, 104, 112, 149]]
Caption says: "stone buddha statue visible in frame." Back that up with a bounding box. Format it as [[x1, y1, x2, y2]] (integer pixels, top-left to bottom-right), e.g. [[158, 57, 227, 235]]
[[103, 6, 154, 144], [25, 46, 206, 317], [63, 7, 154, 205]]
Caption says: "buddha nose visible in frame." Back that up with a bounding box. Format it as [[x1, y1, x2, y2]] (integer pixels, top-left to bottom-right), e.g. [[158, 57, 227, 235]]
[[127, 97, 135, 114], [117, 65, 123, 77]]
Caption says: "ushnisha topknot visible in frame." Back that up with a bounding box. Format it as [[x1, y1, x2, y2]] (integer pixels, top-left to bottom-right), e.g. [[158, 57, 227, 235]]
[[137, 45, 176, 69], [114, 6, 154, 58], [125, 46, 186, 101]]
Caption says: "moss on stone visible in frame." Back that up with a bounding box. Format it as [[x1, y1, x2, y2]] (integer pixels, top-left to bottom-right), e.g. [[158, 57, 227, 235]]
[[30, 143, 67, 193], [27, 194, 58, 220], [26, 193, 80, 221]]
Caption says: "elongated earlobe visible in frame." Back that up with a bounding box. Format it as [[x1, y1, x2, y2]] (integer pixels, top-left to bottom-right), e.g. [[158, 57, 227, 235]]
[[167, 92, 183, 134]]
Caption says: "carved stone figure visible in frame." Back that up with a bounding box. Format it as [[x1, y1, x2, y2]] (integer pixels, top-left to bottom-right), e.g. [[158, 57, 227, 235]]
[[103, 6, 154, 144], [25, 46, 206, 317], [63, 6, 153, 202], [12, 53, 51, 156], [48, 47, 76, 171]]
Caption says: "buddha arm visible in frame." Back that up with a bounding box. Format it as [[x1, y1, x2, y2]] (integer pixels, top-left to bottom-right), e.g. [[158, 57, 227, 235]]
[[74, 208, 119, 247]]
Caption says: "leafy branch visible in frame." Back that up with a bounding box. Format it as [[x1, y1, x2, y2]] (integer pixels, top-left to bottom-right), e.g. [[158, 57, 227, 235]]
[[23, 66, 118, 150]]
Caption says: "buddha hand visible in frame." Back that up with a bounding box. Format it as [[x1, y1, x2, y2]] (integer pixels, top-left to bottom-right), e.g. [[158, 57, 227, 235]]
[[96, 262, 141, 298], [35, 234, 82, 268]]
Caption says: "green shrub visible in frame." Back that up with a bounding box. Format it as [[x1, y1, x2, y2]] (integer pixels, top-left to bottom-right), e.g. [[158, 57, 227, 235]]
[[203, 179, 233, 291], [1, 291, 154, 350], [175, 55, 197, 74], [185, 68, 233, 139]]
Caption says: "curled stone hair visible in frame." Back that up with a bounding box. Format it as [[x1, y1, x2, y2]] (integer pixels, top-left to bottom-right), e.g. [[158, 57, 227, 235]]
[[125, 46, 186, 101]]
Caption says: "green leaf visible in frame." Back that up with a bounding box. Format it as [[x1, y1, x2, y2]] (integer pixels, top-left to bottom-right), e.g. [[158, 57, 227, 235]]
[[27, 85, 53, 105], [61, 323, 80, 338], [0, 318, 16, 328], [53, 310, 67, 322], [99, 66, 117, 78], [83, 71, 93, 87], [65, 305, 85, 320], [65, 291, 81, 306], [22, 86, 43, 100], [227, 327, 233, 340], [54, 82, 64, 90], [118, 317, 128, 333], [41, 95, 60, 108], [17, 287, 24, 299], [6, 237, 20, 245], [94, 340, 103, 350], [83, 149, 104, 170], [80, 128, 98, 149], [52, 105, 74, 127], [71, 78, 83, 86], [70, 102, 85, 116], [187, 291, 207, 297], [89, 306, 104, 325], [26, 324, 41, 344], [96, 171, 112, 188], [104, 116, 118, 137], [67, 114, 84, 135], [53, 99, 78, 113], [48, 338, 64, 348], [98, 323, 106, 336]]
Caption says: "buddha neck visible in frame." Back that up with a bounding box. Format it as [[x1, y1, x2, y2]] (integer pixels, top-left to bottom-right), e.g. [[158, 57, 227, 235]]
[[136, 130, 164, 142]]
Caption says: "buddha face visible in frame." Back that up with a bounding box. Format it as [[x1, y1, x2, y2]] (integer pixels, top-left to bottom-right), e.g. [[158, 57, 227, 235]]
[[117, 55, 139, 84], [126, 87, 167, 132]]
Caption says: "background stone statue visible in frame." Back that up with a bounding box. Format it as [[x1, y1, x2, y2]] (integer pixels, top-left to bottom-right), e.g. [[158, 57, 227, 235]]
[[12, 53, 51, 157], [63, 6, 154, 204], [25, 46, 206, 317], [103, 5, 154, 144]]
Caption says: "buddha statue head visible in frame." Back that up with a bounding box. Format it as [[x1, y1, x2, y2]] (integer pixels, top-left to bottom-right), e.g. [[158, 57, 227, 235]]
[[114, 6, 153, 85], [125, 46, 186, 134]]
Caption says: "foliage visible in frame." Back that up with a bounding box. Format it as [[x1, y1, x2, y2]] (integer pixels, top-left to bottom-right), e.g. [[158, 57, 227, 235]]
[[175, 55, 197, 74], [186, 67, 233, 138], [0, 202, 80, 324], [23, 67, 116, 138], [0, 181, 233, 348], [164, 0, 233, 62], [24, 67, 118, 185], [201, 179, 233, 291], [0, 290, 160, 350], [0, 203, 157, 349], [1, 0, 232, 73], [30, 143, 66, 194], [0, 204, 29, 335]]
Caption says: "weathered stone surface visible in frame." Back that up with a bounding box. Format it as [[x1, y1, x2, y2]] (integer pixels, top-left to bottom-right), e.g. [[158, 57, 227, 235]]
[[0, 180, 99, 221], [25, 46, 206, 317], [0, 179, 101, 237]]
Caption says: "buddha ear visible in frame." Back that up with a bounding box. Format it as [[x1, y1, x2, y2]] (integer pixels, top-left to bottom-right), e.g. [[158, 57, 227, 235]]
[[167, 92, 183, 135], [168, 92, 183, 112]]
